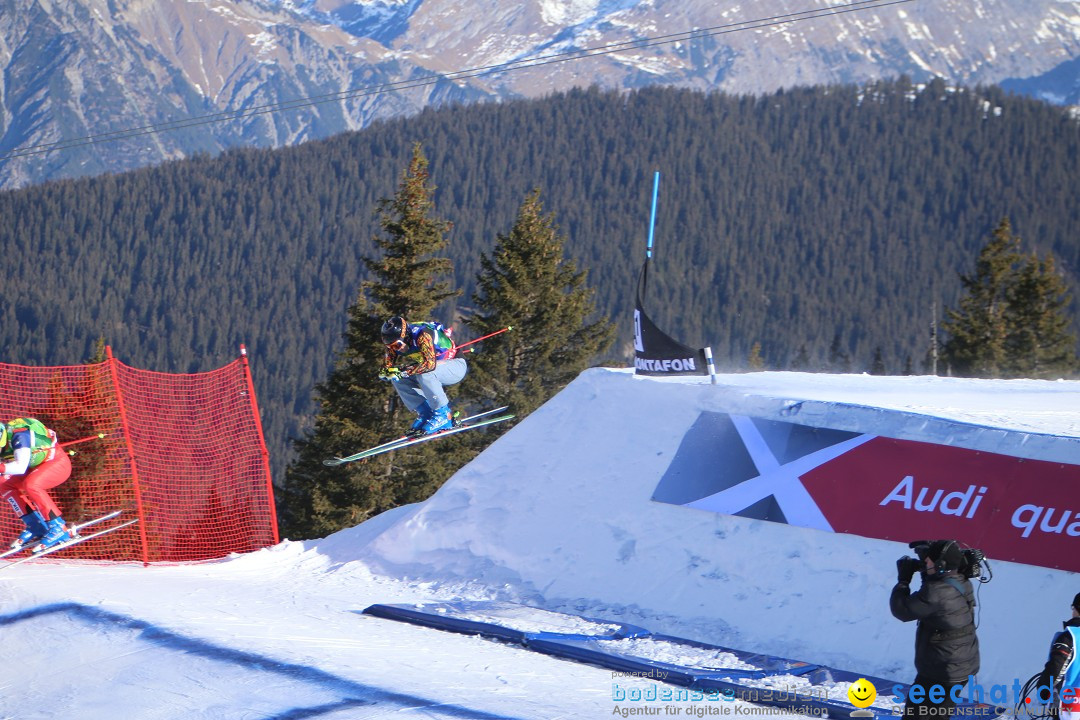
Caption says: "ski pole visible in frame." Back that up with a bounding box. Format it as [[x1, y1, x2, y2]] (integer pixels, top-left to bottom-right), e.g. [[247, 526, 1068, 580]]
[[455, 326, 513, 352], [60, 432, 107, 448], [60, 432, 108, 456]]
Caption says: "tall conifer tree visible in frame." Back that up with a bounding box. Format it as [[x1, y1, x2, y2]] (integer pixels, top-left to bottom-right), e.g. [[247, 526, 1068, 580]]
[[943, 217, 1078, 378], [827, 332, 852, 373], [941, 218, 1022, 377], [277, 143, 460, 539], [1004, 252, 1077, 378], [466, 189, 614, 417]]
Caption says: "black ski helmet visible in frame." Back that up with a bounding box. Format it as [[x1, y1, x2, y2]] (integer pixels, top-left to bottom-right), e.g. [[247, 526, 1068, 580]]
[[381, 316, 408, 345]]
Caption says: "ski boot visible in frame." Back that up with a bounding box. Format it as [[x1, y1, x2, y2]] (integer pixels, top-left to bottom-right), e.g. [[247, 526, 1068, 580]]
[[32, 516, 71, 553], [11, 510, 48, 550], [408, 401, 433, 437], [419, 404, 454, 435]]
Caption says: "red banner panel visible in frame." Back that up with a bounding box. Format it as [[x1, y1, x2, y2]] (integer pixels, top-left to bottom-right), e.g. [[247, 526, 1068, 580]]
[[801, 437, 1080, 571], [651, 412, 1080, 572]]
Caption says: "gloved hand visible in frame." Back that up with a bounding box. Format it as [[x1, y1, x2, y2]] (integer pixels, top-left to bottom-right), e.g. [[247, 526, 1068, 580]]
[[896, 556, 918, 584], [1036, 672, 1052, 697], [378, 367, 403, 381]]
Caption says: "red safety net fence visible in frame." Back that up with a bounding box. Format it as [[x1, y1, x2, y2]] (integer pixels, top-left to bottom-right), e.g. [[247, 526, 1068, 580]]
[[0, 347, 277, 563]]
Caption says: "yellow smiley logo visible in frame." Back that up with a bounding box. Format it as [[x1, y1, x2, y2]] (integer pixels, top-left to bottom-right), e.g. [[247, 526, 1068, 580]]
[[848, 678, 877, 708]]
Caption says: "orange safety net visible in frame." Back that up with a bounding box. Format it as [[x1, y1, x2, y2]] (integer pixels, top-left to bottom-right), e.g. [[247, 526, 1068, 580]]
[[0, 347, 277, 563]]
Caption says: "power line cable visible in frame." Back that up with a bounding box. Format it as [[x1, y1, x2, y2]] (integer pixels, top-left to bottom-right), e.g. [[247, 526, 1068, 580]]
[[0, 0, 915, 161]]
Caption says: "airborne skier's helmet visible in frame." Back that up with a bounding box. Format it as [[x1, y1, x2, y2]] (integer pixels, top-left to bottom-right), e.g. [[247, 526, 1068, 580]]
[[381, 316, 408, 348]]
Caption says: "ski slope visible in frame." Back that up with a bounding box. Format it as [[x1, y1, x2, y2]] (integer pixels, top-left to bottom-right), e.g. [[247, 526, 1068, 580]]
[[1, 368, 1079, 720]]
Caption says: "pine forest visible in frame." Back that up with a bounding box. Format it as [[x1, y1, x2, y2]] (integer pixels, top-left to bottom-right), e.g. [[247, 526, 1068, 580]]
[[1, 79, 1078, 494]]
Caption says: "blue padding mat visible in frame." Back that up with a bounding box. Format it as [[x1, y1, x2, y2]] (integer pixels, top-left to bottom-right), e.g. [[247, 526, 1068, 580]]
[[362, 601, 649, 644], [361, 601, 1003, 719], [525, 633, 818, 683], [524, 634, 881, 718]]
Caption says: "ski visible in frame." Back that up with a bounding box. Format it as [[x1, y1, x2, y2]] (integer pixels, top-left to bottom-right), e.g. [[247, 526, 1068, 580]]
[[0, 510, 124, 559], [323, 408, 514, 466], [0, 518, 139, 570], [344, 414, 515, 462]]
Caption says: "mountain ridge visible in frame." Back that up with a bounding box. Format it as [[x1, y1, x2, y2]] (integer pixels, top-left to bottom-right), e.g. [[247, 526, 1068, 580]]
[[1, 0, 1077, 189]]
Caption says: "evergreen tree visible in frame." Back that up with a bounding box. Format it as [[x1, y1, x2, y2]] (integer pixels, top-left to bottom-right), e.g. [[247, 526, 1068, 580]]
[[827, 332, 852, 373], [1003, 252, 1078, 378], [941, 217, 1077, 379], [84, 337, 107, 364], [747, 342, 764, 370], [465, 188, 614, 418], [277, 143, 461, 539], [941, 218, 1023, 377], [927, 303, 940, 376], [869, 347, 887, 375], [790, 344, 810, 371]]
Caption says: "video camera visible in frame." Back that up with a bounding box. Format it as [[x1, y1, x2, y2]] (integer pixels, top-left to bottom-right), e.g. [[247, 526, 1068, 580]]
[[903, 540, 990, 581]]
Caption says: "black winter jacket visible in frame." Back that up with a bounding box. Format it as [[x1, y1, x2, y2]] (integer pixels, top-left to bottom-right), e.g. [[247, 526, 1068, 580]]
[[891, 573, 980, 681], [1038, 617, 1080, 694]]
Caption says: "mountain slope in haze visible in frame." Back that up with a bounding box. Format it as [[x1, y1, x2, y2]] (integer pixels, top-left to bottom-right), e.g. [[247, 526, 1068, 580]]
[[1, 0, 1078, 189], [0, 0, 486, 189]]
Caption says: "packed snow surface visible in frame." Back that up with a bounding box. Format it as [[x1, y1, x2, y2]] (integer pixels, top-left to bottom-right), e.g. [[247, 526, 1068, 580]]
[[2, 368, 1078, 719]]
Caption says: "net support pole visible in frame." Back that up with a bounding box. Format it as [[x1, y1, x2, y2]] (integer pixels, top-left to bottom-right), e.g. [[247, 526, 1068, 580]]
[[239, 345, 279, 544], [106, 345, 150, 564], [704, 346, 718, 385]]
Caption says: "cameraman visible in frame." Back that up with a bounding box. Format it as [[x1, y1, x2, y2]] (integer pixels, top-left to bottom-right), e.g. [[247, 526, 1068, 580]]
[[891, 540, 980, 718]]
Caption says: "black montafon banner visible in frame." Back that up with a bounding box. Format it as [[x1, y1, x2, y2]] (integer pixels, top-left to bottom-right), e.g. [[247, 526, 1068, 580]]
[[634, 263, 708, 376]]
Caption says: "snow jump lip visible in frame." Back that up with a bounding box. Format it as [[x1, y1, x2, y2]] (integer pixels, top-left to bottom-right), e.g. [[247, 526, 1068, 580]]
[[361, 600, 1005, 720]]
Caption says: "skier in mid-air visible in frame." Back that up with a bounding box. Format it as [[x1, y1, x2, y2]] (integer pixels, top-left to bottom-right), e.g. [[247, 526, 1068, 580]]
[[379, 316, 468, 435], [0, 416, 73, 552]]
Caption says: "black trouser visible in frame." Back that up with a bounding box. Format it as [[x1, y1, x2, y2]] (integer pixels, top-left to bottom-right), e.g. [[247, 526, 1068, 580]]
[[903, 676, 968, 718]]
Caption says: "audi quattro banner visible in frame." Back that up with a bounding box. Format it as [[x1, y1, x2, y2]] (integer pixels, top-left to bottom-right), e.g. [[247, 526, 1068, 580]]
[[652, 412, 1080, 573]]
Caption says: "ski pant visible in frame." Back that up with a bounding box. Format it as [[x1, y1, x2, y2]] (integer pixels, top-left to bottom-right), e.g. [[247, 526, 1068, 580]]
[[1, 449, 70, 521], [391, 358, 468, 414]]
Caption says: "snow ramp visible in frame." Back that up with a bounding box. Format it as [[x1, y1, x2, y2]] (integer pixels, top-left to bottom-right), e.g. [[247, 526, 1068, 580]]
[[351, 367, 1080, 694]]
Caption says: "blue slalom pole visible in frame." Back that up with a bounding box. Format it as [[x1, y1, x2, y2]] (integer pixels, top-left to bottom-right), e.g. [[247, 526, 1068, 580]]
[[646, 170, 660, 260]]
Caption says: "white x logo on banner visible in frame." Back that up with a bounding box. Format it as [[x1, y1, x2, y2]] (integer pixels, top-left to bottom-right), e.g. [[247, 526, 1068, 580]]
[[684, 415, 876, 530]]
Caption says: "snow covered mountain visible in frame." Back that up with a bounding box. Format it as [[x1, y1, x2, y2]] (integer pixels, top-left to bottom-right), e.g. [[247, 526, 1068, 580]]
[[1, 0, 1078, 189], [2, 368, 1079, 718]]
